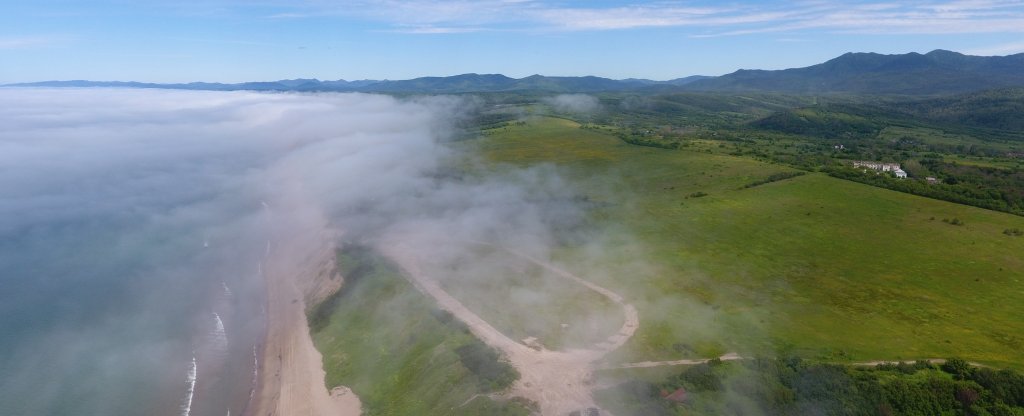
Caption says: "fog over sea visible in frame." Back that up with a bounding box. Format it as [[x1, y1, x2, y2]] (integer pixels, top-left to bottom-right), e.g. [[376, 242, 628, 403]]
[[0, 88, 460, 416]]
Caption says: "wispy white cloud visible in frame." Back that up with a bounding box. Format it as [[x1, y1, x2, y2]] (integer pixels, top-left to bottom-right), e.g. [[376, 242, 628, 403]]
[[163, 36, 284, 47], [685, 1, 1024, 37], [386, 25, 485, 34], [0, 36, 66, 49], [260, 0, 1024, 36], [963, 39, 1024, 55], [193, 0, 1024, 37], [537, 8, 822, 32]]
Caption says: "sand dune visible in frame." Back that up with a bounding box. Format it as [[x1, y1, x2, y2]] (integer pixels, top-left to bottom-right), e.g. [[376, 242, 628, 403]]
[[248, 235, 361, 416]]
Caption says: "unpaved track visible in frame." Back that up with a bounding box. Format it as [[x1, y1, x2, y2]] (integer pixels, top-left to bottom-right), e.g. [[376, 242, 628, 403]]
[[601, 353, 744, 370], [379, 238, 980, 413], [490, 244, 640, 356], [379, 239, 640, 416]]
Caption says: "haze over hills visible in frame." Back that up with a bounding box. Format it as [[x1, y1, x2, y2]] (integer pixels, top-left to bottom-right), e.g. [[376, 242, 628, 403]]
[[6, 49, 1024, 95], [8, 74, 711, 94], [685, 49, 1024, 95], [6, 50, 1024, 95]]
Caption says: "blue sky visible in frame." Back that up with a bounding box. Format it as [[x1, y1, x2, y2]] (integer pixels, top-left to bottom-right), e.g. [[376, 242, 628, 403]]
[[3, 0, 1024, 83]]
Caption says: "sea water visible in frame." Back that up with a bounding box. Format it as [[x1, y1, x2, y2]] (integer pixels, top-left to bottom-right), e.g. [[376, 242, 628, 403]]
[[0, 87, 436, 415], [0, 187, 270, 416], [0, 90, 272, 416]]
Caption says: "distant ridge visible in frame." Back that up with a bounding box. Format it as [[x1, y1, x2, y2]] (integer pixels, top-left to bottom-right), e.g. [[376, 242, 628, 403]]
[[7, 50, 1024, 95], [684, 49, 1024, 95], [5, 74, 712, 94], [8, 78, 380, 92]]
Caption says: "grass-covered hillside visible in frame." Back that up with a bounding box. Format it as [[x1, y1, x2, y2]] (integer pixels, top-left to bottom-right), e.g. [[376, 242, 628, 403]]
[[597, 357, 1024, 416], [309, 245, 530, 416], [469, 116, 1024, 369]]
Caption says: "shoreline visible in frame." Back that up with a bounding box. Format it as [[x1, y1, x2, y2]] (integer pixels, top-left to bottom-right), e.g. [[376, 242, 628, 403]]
[[246, 234, 361, 416]]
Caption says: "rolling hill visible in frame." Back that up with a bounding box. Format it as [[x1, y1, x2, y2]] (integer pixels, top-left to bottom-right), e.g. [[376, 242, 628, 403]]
[[7, 50, 1024, 95], [685, 49, 1024, 95]]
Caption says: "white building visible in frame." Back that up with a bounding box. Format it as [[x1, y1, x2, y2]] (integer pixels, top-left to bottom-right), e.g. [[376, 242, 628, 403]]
[[852, 161, 901, 172], [893, 168, 908, 179]]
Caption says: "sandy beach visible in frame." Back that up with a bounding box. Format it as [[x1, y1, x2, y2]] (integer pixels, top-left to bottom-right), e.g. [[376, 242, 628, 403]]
[[247, 234, 361, 416]]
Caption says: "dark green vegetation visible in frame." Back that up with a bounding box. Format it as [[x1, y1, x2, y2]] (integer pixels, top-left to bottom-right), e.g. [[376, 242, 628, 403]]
[[825, 164, 1024, 216], [596, 358, 1024, 416], [740, 171, 806, 189], [471, 116, 1024, 369], [580, 88, 1024, 217], [685, 50, 1024, 95], [309, 245, 527, 416], [457, 91, 1024, 413]]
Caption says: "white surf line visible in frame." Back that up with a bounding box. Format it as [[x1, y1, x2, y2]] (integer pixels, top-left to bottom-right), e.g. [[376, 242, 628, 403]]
[[249, 345, 259, 401], [213, 313, 228, 349], [181, 354, 198, 416]]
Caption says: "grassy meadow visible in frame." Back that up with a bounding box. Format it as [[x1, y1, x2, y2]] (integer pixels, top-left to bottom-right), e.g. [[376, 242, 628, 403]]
[[417, 243, 623, 350], [309, 246, 529, 416], [469, 116, 1024, 369]]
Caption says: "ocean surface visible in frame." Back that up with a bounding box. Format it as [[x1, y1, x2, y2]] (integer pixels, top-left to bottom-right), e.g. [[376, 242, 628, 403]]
[[0, 165, 270, 416], [0, 89, 276, 416], [0, 87, 452, 415]]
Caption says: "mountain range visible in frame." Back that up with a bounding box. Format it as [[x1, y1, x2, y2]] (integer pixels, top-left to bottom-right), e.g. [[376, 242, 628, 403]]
[[6, 50, 1024, 96]]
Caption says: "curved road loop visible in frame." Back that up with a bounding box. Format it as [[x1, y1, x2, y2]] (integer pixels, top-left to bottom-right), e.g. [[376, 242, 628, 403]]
[[379, 239, 639, 416]]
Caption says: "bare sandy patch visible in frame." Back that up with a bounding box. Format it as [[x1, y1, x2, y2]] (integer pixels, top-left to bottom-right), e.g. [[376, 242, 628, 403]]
[[248, 234, 361, 416], [379, 238, 639, 416]]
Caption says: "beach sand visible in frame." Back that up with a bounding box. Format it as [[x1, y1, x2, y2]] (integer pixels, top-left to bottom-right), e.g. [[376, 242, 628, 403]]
[[248, 234, 361, 416]]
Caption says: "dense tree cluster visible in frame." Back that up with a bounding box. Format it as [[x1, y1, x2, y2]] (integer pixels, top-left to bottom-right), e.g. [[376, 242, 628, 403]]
[[740, 171, 807, 189], [825, 166, 1024, 216], [600, 358, 1024, 416], [455, 343, 519, 391]]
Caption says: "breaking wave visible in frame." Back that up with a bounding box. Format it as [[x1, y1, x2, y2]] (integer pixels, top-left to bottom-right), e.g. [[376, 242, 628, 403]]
[[181, 355, 197, 416]]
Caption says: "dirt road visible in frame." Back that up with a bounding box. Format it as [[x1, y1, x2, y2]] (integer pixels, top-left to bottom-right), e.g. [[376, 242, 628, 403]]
[[599, 353, 745, 370], [380, 239, 640, 416]]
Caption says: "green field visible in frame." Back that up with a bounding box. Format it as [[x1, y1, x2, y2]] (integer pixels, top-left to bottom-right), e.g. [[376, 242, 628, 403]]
[[309, 245, 529, 416], [595, 358, 1024, 416], [416, 242, 622, 350], [467, 116, 1024, 369]]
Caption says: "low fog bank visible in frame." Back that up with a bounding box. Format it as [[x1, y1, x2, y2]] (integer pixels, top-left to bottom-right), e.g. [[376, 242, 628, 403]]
[[0, 88, 481, 415], [0, 88, 635, 415], [543, 94, 602, 114], [0, 87, 738, 415]]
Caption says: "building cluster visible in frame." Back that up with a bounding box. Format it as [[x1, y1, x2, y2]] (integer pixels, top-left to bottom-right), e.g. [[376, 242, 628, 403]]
[[852, 161, 907, 178]]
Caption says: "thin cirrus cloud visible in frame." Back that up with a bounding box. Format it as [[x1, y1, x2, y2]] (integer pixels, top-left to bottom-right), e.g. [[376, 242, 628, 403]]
[[269, 0, 1024, 36], [965, 39, 1024, 55], [0, 35, 65, 49]]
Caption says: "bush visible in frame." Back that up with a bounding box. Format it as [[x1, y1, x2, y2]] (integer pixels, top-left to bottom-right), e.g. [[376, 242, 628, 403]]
[[740, 171, 807, 189], [941, 358, 973, 380], [455, 343, 519, 391]]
